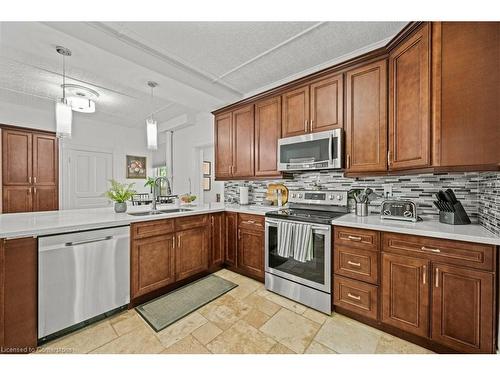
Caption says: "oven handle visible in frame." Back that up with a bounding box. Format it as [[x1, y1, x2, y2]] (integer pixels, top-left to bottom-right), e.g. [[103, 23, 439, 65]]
[[265, 219, 331, 232]]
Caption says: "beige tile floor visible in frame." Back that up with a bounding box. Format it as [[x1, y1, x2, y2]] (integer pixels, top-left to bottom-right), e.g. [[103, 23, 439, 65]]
[[37, 269, 434, 354]]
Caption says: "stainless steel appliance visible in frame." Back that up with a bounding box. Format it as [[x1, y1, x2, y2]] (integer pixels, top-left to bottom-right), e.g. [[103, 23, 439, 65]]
[[380, 199, 419, 222], [278, 129, 343, 171], [265, 189, 348, 313], [38, 226, 130, 341]]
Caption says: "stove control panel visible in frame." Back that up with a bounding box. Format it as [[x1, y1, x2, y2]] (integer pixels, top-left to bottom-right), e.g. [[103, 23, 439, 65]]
[[288, 190, 348, 206]]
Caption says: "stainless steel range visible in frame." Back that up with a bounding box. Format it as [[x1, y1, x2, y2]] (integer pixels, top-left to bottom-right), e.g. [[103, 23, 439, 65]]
[[265, 189, 348, 314]]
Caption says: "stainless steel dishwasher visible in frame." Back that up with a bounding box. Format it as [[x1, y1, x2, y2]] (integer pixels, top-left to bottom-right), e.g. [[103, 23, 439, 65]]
[[38, 226, 130, 341]]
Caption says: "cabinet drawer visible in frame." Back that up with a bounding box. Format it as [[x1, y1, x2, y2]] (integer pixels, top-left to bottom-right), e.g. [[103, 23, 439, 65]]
[[131, 219, 174, 239], [238, 213, 265, 231], [334, 227, 379, 251], [333, 276, 378, 320], [334, 246, 379, 284], [382, 233, 495, 271], [175, 214, 208, 232]]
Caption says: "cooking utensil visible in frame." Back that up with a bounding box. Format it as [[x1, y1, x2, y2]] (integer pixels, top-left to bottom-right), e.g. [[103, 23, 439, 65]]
[[437, 190, 448, 202], [445, 188, 458, 204]]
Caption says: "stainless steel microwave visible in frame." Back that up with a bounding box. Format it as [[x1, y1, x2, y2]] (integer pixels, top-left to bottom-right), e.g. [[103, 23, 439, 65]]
[[277, 129, 343, 171]]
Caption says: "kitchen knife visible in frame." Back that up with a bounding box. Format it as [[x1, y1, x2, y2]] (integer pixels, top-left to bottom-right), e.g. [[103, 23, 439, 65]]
[[445, 188, 458, 204], [437, 190, 448, 202]]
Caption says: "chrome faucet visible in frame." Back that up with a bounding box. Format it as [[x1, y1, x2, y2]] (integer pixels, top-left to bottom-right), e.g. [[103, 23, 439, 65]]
[[151, 176, 172, 211]]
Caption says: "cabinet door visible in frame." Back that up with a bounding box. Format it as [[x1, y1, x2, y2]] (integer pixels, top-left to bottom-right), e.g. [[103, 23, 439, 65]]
[[435, 22, 500, 168], [33, 186, 58, 212], [2, 186, 32, 213], [33, 133, 58, 186], [255, 96, 281, 176], [431, 264, 494, 353], [131, 234, 175, 299], [381, 253, 430, 338], [1, 238, 38, 352], [345, 60, 388, 173], [210, 213, 225, 267], [389, 23, 431, 170], [2, 129, 32, 185], [232, 105, 254, 178], [225, 212, 238, 266], [214, 112, 233, 179], [237, 227, 264, 279], [175, 227, 209, 280], [281, 86, 310, 138], [310, 74, 344, 133]]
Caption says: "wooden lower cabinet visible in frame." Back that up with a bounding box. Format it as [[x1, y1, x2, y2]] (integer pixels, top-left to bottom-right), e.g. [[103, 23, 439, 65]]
[[237, 227, 264, 279], [225, 212, 238, 266], [175, 226, 209, 280], [381, 253, 430, 338], [131, 233, 175, 299], [210, 213, 225, 267], [431, 263, 494, 353], [0, 237, 38, 353]]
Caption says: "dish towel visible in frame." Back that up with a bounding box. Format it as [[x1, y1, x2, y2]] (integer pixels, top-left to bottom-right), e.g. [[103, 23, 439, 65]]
[[292, 223, 313, 263], [277, 221, 294, 258]]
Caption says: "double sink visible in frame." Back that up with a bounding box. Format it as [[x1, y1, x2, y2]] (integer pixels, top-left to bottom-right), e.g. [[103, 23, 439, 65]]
[[128, 208, 193, 216]]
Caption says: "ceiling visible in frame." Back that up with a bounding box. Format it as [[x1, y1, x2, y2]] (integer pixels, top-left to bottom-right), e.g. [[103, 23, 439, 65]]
[[0, 21, 407, 129]]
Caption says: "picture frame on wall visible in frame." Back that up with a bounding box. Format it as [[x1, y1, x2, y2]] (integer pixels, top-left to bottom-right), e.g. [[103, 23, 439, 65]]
[[203, 161, 211, 176], [126, 155, 147, 179], [203, 177, 211, 191]]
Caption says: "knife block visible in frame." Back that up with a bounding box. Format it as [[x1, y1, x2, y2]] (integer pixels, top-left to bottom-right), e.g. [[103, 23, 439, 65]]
[[438, 202, 471, 225]]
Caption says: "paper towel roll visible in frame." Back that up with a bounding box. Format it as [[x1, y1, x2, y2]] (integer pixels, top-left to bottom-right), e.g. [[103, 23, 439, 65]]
[[239, 186, 249, 205]]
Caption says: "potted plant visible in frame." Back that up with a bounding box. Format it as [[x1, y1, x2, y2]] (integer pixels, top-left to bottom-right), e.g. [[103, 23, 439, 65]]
[[105, 179, 136, 213]]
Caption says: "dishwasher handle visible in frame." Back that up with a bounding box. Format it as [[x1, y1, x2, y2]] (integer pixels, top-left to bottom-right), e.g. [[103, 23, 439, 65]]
[[65, 236, 113, 247]]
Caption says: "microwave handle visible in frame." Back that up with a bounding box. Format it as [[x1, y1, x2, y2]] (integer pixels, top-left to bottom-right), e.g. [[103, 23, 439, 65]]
[[328, 133, 333, 162]]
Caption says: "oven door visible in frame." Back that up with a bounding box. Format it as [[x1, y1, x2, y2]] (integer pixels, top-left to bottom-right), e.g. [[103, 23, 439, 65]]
[[265, 218, 331, 293]]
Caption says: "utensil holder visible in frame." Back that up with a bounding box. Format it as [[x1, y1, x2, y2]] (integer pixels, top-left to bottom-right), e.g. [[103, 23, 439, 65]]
[[438, 202, 471, 225], [356, 202, 368, 217]]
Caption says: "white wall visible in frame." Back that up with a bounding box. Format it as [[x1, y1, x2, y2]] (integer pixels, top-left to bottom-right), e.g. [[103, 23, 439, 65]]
[[0, 100, 153, 209], [171, 112, 223, 203]]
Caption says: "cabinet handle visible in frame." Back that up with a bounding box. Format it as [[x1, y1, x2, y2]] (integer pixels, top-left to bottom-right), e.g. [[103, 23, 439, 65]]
[[347, 235, 362, 241], [347, 293, 361, 301], [310, 119, 314, 129], [346, 154, 350, 169], [34, 177, 37, 184], [347, 260, 361, 267], [28, 176, 32, 184], [421, 246, 441, 253], [435, 268, 439, 288], [304, 120, 308, 132], [211, 216, 214, 226], [387, 150, 391, 166], [422, 265, 426, 285], [238, 229, 241, 240], [245, 220, 255, 224], [27, 187, 31, 195], [172, 236, 175, 249], [34, 187, 37, 195], [178, 235, 181, 248]]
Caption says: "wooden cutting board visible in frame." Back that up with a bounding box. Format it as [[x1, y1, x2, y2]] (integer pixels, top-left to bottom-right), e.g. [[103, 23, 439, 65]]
[[266, 183, 288, 205]]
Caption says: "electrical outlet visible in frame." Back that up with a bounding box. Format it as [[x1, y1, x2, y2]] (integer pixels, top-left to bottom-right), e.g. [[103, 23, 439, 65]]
[[383, 184, 393, 198]]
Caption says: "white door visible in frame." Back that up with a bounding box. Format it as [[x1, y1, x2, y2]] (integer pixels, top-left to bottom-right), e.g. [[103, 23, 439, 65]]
[[67, 149, 113, 209]]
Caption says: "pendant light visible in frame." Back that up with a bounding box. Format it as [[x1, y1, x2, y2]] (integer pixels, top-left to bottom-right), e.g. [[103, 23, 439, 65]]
[[146, 81, 158, 150], [55, 46, 73, 138]]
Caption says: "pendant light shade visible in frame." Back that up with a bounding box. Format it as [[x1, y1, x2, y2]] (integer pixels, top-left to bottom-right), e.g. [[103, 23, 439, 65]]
[[55, 46, 73, 139], [146, 117, 158, 150], [56, 99, 73, 138], [146, 81, 159, 150]]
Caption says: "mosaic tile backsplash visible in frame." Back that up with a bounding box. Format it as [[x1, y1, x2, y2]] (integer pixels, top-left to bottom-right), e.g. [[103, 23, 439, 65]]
[[224, 171, 500, 235]]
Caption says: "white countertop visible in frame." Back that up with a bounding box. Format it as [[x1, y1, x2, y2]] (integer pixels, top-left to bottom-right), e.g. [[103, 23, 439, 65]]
[[0, 203, 276, 239], [1, 204, 498, 246], [332, 213, 500, 246]]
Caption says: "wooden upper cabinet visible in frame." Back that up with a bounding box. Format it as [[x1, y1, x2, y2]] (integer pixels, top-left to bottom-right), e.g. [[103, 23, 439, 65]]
[[433, 22, 500, 168], [214, 112, 233, 179], [2, 129, 32, 185], [431, 264, 494, 353], [381, 253, 430, 338], [345, 59, 388, 173], [33, 133, 58, 186], [310, 74, 344, 133], [2, 186, 32, 213], [232, 105, 255, 178], [281, 86, 310, 138], [389, 23, 431, 170], [255, 96, 281, 177]]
